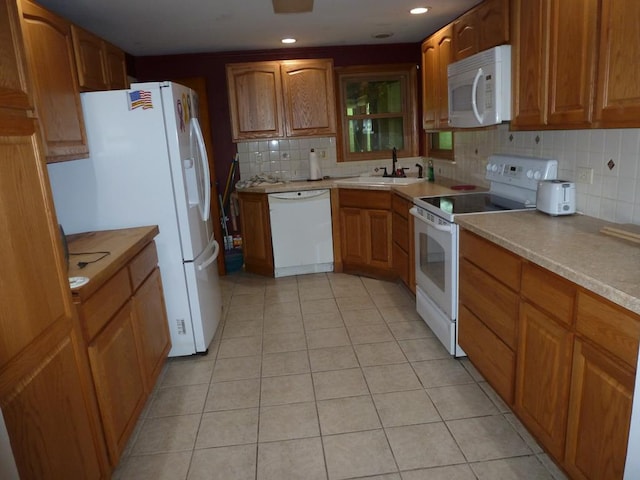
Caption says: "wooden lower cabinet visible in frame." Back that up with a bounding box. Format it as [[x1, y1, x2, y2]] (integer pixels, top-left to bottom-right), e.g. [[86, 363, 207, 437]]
[[88, 300, 146, 464], [338, 189, 393, 278], [238, 191, 274, 276], [516, 301, 573, 460], [460, 227, 639, 478], [565, 339, 634, 480]]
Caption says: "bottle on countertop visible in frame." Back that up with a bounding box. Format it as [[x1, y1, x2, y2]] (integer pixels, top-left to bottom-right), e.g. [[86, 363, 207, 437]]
[[427, 159, 435, 182]]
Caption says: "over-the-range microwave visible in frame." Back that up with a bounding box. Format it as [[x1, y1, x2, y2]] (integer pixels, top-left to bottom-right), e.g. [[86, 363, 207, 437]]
[[447, 44, 511, 128]]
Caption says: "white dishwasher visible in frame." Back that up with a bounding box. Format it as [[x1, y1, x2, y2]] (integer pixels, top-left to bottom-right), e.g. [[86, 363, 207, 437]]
[[268, 189, 334, 278]]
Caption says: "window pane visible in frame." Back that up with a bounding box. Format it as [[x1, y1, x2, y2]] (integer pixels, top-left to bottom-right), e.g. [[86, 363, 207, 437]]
[[345, 79, 403, 115], [347, 118, 404, 153]]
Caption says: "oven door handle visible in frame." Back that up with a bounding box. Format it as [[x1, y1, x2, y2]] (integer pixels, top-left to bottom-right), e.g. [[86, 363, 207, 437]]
[[409, 206, 454, 232]]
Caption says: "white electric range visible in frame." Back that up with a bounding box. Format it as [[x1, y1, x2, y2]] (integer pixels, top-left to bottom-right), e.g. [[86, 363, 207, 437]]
[[410, 154, 558, 356]]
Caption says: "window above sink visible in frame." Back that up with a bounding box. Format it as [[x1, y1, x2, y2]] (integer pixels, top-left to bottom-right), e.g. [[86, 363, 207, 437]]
[[335, 64, 419, 163]]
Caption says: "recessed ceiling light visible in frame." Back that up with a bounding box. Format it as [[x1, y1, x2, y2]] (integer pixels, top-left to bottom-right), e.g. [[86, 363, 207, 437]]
[[410, 7, 430, 14], [281, 38, 297, 44]]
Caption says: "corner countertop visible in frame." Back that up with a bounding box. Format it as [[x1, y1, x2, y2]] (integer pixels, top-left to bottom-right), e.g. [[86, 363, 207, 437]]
[[235, 176, 486, 199], [456, 211, 640, 316], [67, 225, 159, 301]]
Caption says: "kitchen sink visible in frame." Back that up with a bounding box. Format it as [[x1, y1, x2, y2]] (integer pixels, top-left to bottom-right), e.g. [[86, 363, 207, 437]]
[[333, 176, 424, 186]]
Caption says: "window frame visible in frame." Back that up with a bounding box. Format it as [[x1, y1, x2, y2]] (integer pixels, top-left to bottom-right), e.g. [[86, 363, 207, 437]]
[[426, 131, 455, 161], [335, 64, 419, 162]]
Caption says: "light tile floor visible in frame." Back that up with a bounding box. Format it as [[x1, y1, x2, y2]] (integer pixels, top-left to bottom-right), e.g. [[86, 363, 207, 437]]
[[113, 272, 568, 480]]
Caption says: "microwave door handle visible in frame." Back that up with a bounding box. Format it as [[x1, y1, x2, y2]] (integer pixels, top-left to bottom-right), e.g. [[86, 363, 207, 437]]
[[471, 68, 483, 124]]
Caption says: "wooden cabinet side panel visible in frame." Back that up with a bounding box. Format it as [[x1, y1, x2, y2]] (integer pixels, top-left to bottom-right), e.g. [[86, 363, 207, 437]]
[[511, 0, 548, 127], [281, 59, 336, 136], [421, 38, 437, 130], [436, 26, 452, 128], [565, 339, 634, 480], [516, 301, 573, 459], [19, 0, 88, 161], [0, 132, 68, 365], [0, 0, 31, 112], [595, 0, 640, 126], [547, 0, 598, 126]]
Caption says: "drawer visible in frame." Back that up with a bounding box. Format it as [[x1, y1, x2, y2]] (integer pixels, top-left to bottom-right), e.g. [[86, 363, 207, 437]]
[[576, 290, 640, 369], [392, 193, 410, 218], [460, 258, 519, 349], [521, 263, 576, 327], [79, 267, 132, 341], [392, 211, 409, 251], [339, 189, 391, 210], [459, 304, 516, 405], [460, 230, 521, 289], [129, 241, 158, 292]]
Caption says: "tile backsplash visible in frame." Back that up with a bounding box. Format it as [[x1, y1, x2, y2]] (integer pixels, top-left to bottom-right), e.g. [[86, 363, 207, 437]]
[[235, 125, 640, 224], [236, 138, 424, 182]]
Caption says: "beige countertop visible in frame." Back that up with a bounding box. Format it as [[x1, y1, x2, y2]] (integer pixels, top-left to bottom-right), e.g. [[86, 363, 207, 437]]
[[456, 211, 640, 316], [236, 176, 484, 198]]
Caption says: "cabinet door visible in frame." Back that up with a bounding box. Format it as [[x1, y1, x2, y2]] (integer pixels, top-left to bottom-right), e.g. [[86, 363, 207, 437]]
[[477, 0, 509, 51], [452, 10, 478, 61], [511, 0, 549, 127], [18, 0, 88, 162], [0, 116, 108, 476], [71, 24, 108, 91], [340, 207, 366, 265], [88, 300, 146, 465], [238, 192, 274, 276], [226, 62, 284, 140], [547, 0, 598, 127], [104, 42, 127, 90], [516, 301, 573, 460], [365, 209, 392, 270], [421, 37, 438, 130], [0, 0, 31, 113], [565, 339, 634, 480], [281, 59, 336, 137], [595, 0, 640, 126], [132, 268, 171, 392], [436, 26, 453, 128]]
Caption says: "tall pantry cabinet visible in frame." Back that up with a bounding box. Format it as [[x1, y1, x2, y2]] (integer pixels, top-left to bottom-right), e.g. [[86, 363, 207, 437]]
[[0, 0, 109, 478]]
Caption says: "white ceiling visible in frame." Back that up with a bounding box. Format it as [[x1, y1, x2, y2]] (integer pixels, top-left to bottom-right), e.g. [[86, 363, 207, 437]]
[[36, 0, 482, 56]]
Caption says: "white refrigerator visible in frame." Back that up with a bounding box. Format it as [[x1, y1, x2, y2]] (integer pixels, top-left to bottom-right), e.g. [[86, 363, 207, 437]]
[[48, 81, 222, 357]]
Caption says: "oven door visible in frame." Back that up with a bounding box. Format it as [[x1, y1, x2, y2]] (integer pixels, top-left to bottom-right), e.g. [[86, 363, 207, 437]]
[[410, 207, 457, 320]]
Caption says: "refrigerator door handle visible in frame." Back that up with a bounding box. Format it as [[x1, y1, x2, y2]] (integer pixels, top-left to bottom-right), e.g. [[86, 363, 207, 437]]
[[197, 239, 219, 272], [190, 117, 211, 222]]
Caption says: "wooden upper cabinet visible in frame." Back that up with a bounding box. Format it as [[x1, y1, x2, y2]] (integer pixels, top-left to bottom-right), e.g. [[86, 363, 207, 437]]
[[103, 41, 127, 89], [0, 0, 31, 114], [18, 0, 88, 162], [453, 0, 509, 61], [226, 59, 335, 141], [71, 25, 128, 92], [511, 0, 548, 128], [421, 24, 452, 131], [226, 62, 284, 140], [547, 0, 598, 127], [595, 0, 640, 127], [281, 59, 336, 137]]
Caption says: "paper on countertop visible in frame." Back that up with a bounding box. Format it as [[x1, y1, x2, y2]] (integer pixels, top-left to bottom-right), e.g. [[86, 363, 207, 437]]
[[236, 174, 283, 188]]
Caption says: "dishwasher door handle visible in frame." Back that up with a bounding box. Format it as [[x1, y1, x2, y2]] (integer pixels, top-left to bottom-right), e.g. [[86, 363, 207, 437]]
[[268, 189, 330, 201]]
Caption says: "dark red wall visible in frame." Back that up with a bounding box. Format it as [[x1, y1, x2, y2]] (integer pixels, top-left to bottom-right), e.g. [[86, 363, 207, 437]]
[[134, 43, 422, 188]]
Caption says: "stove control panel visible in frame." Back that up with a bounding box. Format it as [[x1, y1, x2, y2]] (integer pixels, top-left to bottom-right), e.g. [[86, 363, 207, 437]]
[[485, 154, 558, 191]]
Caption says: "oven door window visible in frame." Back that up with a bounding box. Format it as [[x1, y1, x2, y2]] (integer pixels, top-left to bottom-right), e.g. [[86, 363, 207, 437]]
[[419, 232, 446, 291]]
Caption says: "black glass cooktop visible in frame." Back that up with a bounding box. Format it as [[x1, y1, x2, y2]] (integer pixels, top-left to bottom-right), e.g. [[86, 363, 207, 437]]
[[418, 192, 530, 215]]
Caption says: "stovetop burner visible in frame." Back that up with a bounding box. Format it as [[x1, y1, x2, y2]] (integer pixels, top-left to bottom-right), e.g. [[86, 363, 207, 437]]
[[418, 192, 530, 215]]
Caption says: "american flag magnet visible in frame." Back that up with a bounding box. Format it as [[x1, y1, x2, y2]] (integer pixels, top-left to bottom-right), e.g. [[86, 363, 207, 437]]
[[128, 90, 153, 110]]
